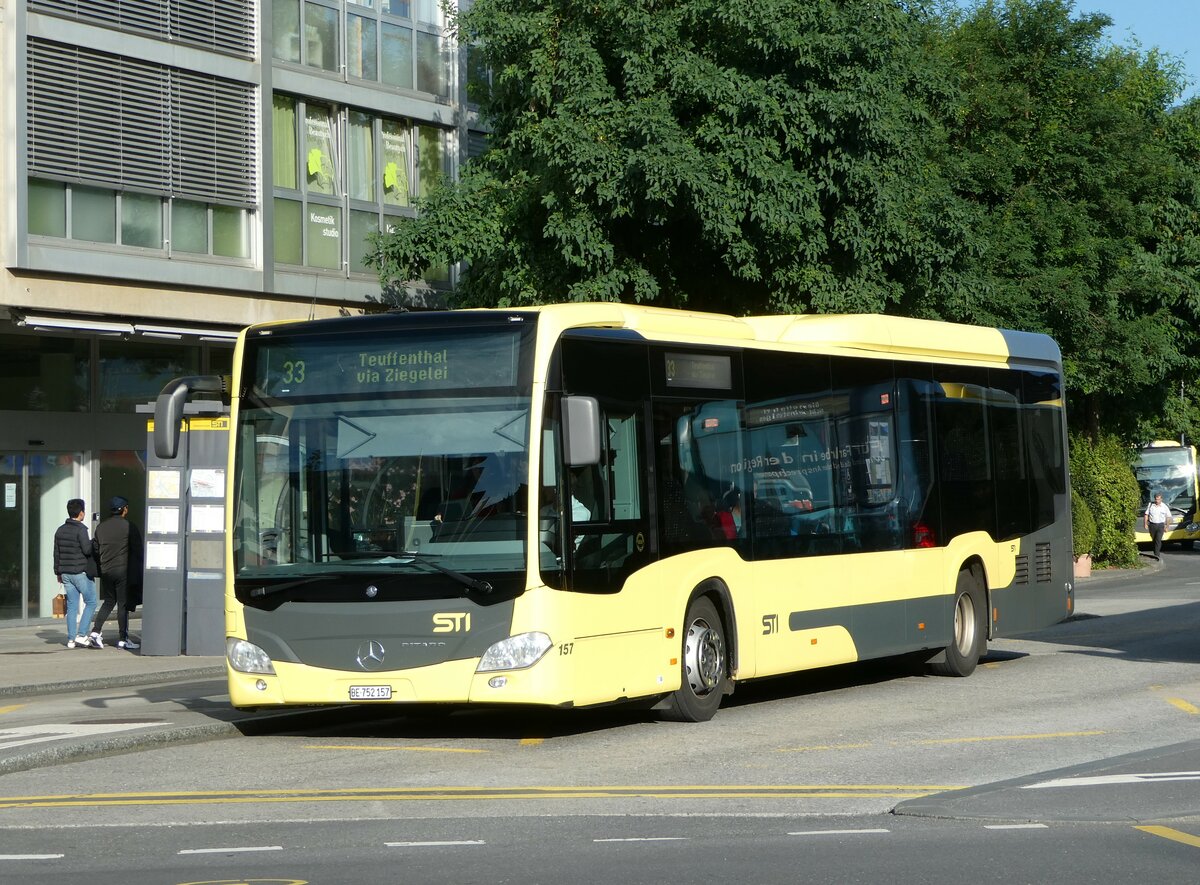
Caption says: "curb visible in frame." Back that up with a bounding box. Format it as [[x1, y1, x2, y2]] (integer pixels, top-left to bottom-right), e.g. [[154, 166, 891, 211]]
[[0, 707, 350, 777], [0, 720, 242, 776], [0, 666, 226, 699]]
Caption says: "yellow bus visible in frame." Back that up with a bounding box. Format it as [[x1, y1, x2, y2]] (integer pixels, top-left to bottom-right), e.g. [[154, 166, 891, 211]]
[[1133, 441, 1200, 549], [154, 304, 1074, 722]]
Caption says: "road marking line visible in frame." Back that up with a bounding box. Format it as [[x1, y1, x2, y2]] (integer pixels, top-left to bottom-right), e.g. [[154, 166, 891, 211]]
[[985, 824, 1049, 830], [386, 840, 485, 847], [520, 738, 544, 746], [787, 829, 889, 836], [594, 837, 689, 842], [304, 745, 487, 754], [777, 743, 871, 753], [0, 722, 161, 749], [0, 854, 64, 860], [1165, 697, 1199, 714], [1135, 826, 1200, 849], [918, 730, 1105, 745], [0, 705, 26, 715], [0, 784, 959, 809], [177, 845, 282, 855], [1025, 772, 1200, 789]]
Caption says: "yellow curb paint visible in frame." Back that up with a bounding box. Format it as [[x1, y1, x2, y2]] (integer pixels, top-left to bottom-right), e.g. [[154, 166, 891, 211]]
[[1165, 697, 1199, 715], [917, 730, 1105, 745], [0, 784, 963, 810], [520, 738, 544, 746], [303, 745, 487, 753], [1135, 826, 1200, 849], [0, 704, 26, 715]]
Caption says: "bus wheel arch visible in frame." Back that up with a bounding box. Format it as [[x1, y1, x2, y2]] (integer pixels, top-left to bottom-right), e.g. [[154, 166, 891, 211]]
[[928, 564, 987, 678], [659, 581, 734, 722]]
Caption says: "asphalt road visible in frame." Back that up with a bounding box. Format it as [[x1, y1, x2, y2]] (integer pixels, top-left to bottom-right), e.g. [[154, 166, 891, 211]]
[[0, 547, 1198, 882]]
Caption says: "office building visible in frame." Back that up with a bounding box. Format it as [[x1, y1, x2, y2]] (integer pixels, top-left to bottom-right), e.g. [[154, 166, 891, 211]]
[[0, 0, 472, 622]]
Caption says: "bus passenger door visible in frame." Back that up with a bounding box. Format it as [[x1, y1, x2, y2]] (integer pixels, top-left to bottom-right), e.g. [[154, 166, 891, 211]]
[[567, 404, 653, 592]]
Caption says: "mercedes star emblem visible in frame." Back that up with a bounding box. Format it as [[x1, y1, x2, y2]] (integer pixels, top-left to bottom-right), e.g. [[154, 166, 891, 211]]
[[356, 640, 386, 670]]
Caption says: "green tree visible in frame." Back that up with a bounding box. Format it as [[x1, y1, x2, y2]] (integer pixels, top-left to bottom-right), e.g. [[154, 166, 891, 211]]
[[373, 0, 965, 314], [928, 1, 1200, 438]]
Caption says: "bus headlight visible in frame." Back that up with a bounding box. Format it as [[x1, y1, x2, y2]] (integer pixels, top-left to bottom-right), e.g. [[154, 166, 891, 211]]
[[226, 637, 276, 675], [477, 632, 552, 672]]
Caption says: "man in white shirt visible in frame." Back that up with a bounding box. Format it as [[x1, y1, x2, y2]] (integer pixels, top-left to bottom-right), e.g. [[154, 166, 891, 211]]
[[1144, 492, 1172, 560]]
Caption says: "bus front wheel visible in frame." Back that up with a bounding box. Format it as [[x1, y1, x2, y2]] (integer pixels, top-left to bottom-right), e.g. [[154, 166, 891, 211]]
[[660, 596, 728, 722], [930, 570, 986, 678]]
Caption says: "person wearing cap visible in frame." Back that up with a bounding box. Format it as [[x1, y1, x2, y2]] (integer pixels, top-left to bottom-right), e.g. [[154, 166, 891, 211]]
[[52, 498, 99, 648], [89, 495, 144, 650]]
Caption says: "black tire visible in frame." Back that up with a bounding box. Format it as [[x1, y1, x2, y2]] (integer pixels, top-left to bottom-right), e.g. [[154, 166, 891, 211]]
[[930, 570, 986, 678], [660, 596, 728, 722], [1179, 539, 1195, 551]]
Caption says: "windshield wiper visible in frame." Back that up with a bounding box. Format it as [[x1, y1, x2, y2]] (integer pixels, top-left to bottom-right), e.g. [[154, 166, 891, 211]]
[[244, 567, 389, 598], [392, 551, 493, 594], [244, 555, 493, 598], [246, 575, 327, 599]]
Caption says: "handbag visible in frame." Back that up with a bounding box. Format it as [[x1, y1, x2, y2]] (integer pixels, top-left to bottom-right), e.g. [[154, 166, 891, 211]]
[[52, 593, 67, 618]]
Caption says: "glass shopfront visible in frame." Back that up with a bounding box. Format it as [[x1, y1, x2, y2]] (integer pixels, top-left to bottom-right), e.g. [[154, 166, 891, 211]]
[[0, 328, 234, 623], [0, 452, 83, 621]]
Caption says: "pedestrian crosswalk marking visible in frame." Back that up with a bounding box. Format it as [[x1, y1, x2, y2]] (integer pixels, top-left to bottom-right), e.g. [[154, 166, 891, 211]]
[[0, 722, 162, 750]]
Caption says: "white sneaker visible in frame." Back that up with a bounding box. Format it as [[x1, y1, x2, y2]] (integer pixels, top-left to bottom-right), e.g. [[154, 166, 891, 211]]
[[118, 638, 140, 650], [89, 632, 105, 649], [75, 635, 94, 649], [66, 638, 76, 649]]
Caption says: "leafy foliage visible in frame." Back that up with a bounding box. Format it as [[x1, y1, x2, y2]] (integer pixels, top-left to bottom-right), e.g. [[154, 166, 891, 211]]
[[373, 0, 965, 314], [1069, 432, 1140, 567], [928, 1, 1200, 438], [371, 0, 1200, 451], [1070, 487, 1096, 558]]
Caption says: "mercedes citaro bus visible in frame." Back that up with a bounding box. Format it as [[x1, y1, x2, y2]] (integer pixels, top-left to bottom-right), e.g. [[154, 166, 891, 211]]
[[1133, 441, 1200, 549], [154, 304, 1074, 721]]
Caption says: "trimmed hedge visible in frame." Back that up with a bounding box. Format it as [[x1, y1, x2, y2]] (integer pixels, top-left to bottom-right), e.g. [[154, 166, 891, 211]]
[[1071, 488, 1097, 558], [1068, 433, 1140, 568]]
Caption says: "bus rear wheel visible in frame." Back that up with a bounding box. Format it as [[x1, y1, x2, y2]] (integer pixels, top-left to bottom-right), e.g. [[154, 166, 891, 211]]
[[660, 596, 727, 722], [930, 570, 986, 678]]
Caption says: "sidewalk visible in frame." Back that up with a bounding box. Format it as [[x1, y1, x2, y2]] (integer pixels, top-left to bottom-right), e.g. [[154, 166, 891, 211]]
[[0, 616, 224, 698]]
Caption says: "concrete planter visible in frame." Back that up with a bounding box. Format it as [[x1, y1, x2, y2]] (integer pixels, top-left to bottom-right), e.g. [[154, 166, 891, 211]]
[[1073, 553, 1092, 578]]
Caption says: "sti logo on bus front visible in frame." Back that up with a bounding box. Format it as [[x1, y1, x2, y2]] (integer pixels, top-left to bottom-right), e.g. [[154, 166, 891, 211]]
[[433, 612, 472, 633]]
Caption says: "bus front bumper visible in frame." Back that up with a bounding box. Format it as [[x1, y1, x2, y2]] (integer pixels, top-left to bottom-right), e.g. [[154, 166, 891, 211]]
[[226, 657, 572, 708]]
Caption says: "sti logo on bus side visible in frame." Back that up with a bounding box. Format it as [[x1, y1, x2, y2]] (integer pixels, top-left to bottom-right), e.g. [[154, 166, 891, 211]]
[[433, 612, 472, 633]]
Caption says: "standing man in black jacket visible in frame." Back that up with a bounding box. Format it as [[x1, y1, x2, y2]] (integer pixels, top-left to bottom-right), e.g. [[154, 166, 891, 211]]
[[53, 498, 99, 649], [90, 496, 143, 650]]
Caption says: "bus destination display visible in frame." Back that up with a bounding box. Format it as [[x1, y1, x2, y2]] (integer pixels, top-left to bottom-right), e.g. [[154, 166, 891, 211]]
[[254, 330, 525, 397], [664, 352, 732, 389]]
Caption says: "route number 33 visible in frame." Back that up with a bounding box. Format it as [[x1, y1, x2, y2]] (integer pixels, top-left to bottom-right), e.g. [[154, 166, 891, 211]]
[[280, 360, 306, 385]]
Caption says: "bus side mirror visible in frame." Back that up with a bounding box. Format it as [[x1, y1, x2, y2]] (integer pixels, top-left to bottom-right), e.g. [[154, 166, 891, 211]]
[[154, 375, 225, 459], [562, 396, 601, 467]]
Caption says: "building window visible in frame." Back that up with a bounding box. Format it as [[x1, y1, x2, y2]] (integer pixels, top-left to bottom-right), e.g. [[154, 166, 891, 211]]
[[28, 179, 252, 261], [305, 1, 340, 72], [273, 0, 302, 63], [273, 0, 449, 98], [99, 339, 200, 413], [72, 187, 117, 244], [122, 193, 164, 249], [274, 93, 447, 275], [417, 126, 448, 200], [0, 334, 89, 412]]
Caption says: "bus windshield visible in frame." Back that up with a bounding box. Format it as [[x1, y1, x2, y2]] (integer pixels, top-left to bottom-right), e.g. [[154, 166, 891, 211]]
[[234, 322, 535, 583], [1135, 447, 1197, 513]]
